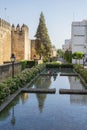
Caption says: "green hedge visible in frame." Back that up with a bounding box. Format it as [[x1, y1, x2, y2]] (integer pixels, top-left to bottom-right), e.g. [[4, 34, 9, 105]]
[[20, 60, 27, 70], [26, 60, 36, 68], [0, 63, 45, 104], [74, 64, 87, 83], [46, 62, 73, 68]]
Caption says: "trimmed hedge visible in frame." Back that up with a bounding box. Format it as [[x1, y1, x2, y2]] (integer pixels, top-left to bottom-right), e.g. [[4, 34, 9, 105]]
[[26, 60, 36, 68], [74, 64, 87, 83], [21, 60, 27, 70], [46, 62, 73, 68], [0, 63, 45, 104]]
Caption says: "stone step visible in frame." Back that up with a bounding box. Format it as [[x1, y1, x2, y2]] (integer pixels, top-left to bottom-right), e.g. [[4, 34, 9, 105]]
[[40, 73, 58, 76], [60, 73, 78, 76], [59, 88, 87, 94], [21, 88, 56, 94]]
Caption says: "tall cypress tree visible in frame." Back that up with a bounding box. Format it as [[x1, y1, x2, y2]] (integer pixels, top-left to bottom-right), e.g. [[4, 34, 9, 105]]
[[35, 12, 52, 57]]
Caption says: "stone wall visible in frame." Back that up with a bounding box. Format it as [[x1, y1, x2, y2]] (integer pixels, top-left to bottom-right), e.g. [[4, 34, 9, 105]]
[[0, 62, 21, 81], [31, 40, 36, 59], [0, 18, 38, 64], [11, 24, 30, 61], [0, 18, 11, 64], [31, 39, 40, 60]]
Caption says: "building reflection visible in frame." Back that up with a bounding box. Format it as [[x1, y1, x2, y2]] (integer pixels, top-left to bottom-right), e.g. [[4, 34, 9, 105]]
[[21, 93, 29, 104], [68, 76, 87, 105]]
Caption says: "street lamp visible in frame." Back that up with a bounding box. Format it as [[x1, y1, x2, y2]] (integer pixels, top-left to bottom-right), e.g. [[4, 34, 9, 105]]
[[33, 55, 36, 66], [10, 53, 15, 78], [11, 106, 16, 125]]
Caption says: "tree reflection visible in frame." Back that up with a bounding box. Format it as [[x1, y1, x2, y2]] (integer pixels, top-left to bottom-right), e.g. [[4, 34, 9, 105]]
[[36, 94, 46, 112], [0, 108, 10, 121], [35, 76, 51, 89], [35, 76, 51, 112]]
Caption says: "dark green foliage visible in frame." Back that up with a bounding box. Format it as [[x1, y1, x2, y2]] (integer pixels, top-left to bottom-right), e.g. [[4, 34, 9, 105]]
[[46, 62, 73, 68], [64, 51, 72, 63], [35, 12, 52, 57], [0, 83, 10, 103], [21, 60, 36, 69], [21, 60, 27, 70], [72, 52, 83, 64], [57, 49, 63, 57], [0, 63, 46, 103], [26, 61, 35, 68], [74, 64, 87, 83]]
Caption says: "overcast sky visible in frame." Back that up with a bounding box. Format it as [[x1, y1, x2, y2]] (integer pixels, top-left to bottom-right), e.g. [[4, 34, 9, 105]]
[[0, 0, 87, 49]]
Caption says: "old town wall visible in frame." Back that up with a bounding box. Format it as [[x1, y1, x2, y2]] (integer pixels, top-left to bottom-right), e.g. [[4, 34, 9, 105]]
[[0, 62, 21, 81], [11, 24, 30, 61], [0, 18, 11, 64]]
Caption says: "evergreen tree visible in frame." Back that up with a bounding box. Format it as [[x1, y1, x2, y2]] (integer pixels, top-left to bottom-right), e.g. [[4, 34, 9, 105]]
[[35, 12, 52, 57]]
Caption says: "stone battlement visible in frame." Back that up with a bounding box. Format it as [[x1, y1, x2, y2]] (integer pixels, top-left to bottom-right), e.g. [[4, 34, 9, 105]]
[[0, 18, 11, 30], [11, 23, 29, 33]]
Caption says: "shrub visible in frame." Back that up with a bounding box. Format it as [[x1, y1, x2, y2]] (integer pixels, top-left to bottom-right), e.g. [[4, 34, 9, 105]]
[[46, 62, 73, 68], [26, 60, 35, 68], [0, 63, 46, 103], [20, 60, 27, 70]]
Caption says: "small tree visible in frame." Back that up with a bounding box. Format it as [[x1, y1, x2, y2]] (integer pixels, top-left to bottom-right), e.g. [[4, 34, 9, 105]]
[[35, 12, 52, 57], [64, 50, 72, 63], [72, 52, 83, 64]]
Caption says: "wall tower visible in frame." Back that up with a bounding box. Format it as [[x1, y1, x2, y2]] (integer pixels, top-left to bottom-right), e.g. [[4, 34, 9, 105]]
[[0, 18, 11, 64]]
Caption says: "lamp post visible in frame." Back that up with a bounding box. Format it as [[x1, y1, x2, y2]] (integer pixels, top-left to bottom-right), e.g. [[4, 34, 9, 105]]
[[33, 55, 36, 66], [10, 53, 15, 78], [11, 106, 16, 125]]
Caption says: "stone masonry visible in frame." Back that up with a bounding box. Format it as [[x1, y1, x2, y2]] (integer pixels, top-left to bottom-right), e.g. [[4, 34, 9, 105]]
[[0, 18, 11, 64], [0, 18, 32, 64]]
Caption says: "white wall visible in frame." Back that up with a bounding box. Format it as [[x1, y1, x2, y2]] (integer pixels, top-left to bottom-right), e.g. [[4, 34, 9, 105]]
[[71, 20, 87, 64]]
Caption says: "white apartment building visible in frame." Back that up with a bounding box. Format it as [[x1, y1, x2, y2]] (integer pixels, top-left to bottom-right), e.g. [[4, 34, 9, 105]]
[[71, 20, 87, 64], [62, 39, 72, 52]]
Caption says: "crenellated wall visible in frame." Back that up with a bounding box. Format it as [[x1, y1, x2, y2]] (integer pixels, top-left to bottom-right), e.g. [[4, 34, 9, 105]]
[[0, 18, 11, 64], [0, 18, 37, 64], [11, 24, 30, 61]]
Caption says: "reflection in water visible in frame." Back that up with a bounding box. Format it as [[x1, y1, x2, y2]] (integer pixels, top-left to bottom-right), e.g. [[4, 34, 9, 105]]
[[35, 76, 51, 89], [68, 76, 87, 105], [68, 76, 84, 90], [36, 94, 46, 112], [11, 106, 16, 125], [1, 70, 87, 130], [53, 75, 57, 81], [0, 93, 20, 122], [70, 94, 87, 105], [0, 107, 11, 121], [21, 93, 29, 104], [35, 76, 51, 112]]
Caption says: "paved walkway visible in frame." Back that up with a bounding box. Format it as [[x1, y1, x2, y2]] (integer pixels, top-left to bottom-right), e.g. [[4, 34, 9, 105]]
[[57, 57, 66, 64]]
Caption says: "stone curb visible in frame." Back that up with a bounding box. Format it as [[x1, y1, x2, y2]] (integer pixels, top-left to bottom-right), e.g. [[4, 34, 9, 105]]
[[0, 73, 41, 112]]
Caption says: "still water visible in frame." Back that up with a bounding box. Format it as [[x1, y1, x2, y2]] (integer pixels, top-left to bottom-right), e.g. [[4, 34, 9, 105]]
[[0, 71, 87, 130]]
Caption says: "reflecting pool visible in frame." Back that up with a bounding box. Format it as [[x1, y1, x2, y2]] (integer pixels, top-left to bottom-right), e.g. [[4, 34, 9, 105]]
[[0, 71, 87, 130]]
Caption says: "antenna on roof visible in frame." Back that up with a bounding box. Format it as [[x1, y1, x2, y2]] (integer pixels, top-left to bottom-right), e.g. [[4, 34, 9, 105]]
[[4, 8, 7, 20]]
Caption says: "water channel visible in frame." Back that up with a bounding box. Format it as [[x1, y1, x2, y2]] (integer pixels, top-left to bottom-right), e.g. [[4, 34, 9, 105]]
[[0, 69, 87, 130]]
